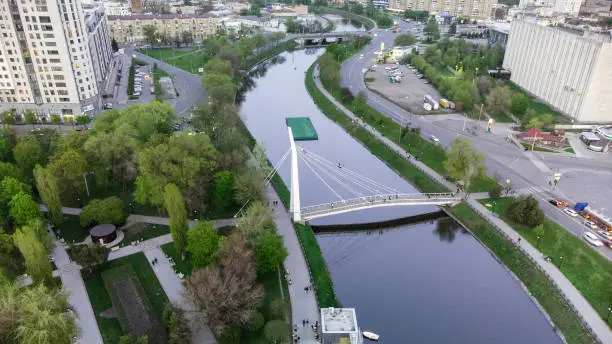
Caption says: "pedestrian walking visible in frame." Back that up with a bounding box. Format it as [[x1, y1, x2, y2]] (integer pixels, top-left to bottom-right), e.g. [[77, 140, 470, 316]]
[[302, 320, 306, 326], [518, 238, 522, 245]]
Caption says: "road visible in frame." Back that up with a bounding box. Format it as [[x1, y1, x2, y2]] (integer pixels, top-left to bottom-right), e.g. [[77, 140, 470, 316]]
[[340, 22, 612, 261]]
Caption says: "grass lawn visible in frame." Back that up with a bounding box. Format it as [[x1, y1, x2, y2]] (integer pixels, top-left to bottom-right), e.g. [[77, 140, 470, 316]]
[[152, 64, 171, 101], [564, 147, 575, 154], [365, 77, 376, 82], [295, 223, 340, 308], [122, 223, 170, 244], [138, 48, 209, 73], [56, 214, 89, 243], [504, 81, 566, 122], [521, 142, 559, 153], [160, 242, 192, 276], [478, 197, 612, 329], [83, 252, 168, 344], [450, 203, 597, 343]]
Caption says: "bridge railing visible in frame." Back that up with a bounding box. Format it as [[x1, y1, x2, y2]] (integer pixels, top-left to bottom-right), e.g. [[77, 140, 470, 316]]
[[300, 193, 460, 217]]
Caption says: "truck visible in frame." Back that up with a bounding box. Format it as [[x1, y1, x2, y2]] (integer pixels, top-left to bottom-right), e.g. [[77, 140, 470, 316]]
[[574, 202, 589, 211], [439, 98, 449, 108], [423, 103, 432, 111], [448, 101, 456, 109], [424, 95, 439, 110]]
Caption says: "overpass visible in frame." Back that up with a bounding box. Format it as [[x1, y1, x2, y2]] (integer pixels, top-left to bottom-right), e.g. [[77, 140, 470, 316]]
[[291, 31, 369, 46]]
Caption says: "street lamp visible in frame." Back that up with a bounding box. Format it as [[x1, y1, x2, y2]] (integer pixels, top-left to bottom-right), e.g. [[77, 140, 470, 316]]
[[559, 256, 564, 270], [536, 235, 542, 249], [607, 307, 612, 323]]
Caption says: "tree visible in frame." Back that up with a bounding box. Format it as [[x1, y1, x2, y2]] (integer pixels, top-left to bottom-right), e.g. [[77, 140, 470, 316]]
[[0, 112, 16, 126], [0, 229, 24, 279], [24, 111, 37, 127], [0, 282, 78, 343], [13, 137, 43, 179], [48, 149, 87, 202], [424, 16, 440, 41], [13, 227, 52, 285], [111, 38, 119, 52], [237, 201, 276, 243], [521, 108, 537, 128], [269, 298, 290, 320], [510, 93, 529, 116], [486, 86, 511, 118], [0, 177, 31, 207], [488, 183, 503, 200], [476, 76, 492, 98], [163, 304, 191, 344], [234, 169, 266, 206], [69, 244, 110, 272], [9, 192, 42, 226], [264, 320, 289, 344], [526, 114, 554, 129], [187, 221, 224, 268], [533, 223, 545, 245], [247, 311, 265, 332], [449, 22, 457, 34], [119, 335, 148, 344], [184, 233, 263, 335], [270, 32, 286, 47], [143, 25, 158, 45], [507, 196, 545, 227], [34, 165, 63, 226], [75, 115, 90, 126], [79, 196, 126, 227], [394, 34, 416, 46], [164, 184, 188, 258], [211, 171, 236, 212], [181, 31, 193, 46], [444, 138, 485, 193], [254, 231, 287, 274]]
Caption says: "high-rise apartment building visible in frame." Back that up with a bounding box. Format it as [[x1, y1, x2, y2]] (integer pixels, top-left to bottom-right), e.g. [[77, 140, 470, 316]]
[[518, 0, 582, 16], [503, 20, 612, 122], [0, 0, 111, 121], [389, 0, 498, 19]]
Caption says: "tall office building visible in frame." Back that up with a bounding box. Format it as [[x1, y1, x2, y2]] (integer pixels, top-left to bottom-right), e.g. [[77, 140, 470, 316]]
[[0, 0, 111, 121], [518, 0, 582, 16], [503, 20, 612, 122], [389, 0, 498, 19]]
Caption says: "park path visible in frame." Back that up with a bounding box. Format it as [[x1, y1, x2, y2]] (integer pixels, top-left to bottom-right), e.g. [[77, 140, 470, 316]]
[[266, 185, 320, 342], [312, 65, 612, 343]]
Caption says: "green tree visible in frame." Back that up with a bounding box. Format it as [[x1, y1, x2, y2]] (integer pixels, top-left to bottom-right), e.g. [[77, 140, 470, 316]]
[[254, 231, 287, 274], [211, 171, 236, 213], [69, 244, 110, 272], [526, 114, 554, 129], [9, 192, 42, 226], [181, 30, 193, 46], [488, 183, 503, 200], [510, 93, 529, 116], [143, 25, 158, 45], [0, 112, 16, 126], [187, 221, 224, 268], [24, 111, 37, 127], [237, 201, 276, 243], [13, 137, 43, 179], [0, 229, 24, 279], [119, 335, 148, 344], [444, 138, 485, 193], [164, 184, 189, 258], [449, 22, 457, 34], [13, 227, 52, 285], [246, 311, 265, 332], [424, 16, 440, 41], [79, 196, 126, 227], [163, 304, 191, 344], [0, 162, 21, 182], [34, 165, 63, 226], [394, 34, 416, 46], [521, 108, 537, 128], [507, 196, 545, 227], [0, 282, 78, 343], [75, 115, 91, 126], [270, 32, 286, 46], [263, 320, 289, 344], [51, 114, 62, 127], [0, 177, 31, 206], [234, 169, 266, 206], [486, 86, 511, 118], [269, 298, 290, 320], [48, 149, 87, 202], [476, 76, 492, 98]]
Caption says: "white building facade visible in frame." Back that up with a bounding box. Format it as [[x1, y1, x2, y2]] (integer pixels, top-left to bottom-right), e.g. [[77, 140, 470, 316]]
[[389, 0, 498, 19], [503, 20, 612, 122], [0, 0, 110, 120]]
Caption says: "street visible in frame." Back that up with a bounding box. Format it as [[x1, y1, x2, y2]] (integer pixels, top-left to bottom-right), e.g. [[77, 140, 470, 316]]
[[341, 22, 612, 260]]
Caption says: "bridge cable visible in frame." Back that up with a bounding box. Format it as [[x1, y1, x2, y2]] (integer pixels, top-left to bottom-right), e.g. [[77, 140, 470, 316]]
[[298, 151, 366, 197], [298, 152, 344, 200]]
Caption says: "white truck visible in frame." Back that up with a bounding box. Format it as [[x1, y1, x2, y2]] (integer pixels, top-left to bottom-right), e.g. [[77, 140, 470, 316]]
[[424, 95, 439, 110]]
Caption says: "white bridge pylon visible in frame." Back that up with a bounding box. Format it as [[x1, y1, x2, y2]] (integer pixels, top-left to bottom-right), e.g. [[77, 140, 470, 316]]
[[286, 127, 461, 224]]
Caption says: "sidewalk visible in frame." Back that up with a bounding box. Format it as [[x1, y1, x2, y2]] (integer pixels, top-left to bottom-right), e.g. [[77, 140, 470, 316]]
[[266, 185, 320, 342], [312, 65, 612, 343]]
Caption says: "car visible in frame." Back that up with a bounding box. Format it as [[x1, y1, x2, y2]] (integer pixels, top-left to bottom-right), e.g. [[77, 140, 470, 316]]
[[584, 221, 598, 230], [548, 199, 570, 207], [359, 54, 364, 59], [103, 103, 113, 109], [563, 208, 579, 217], [423, 80, 429, 84], [150, 86, 155, 93], [597, 230, 612, 241], [373, 33, 377, 37], [430, 135, 440, 143], [417, 75, 425, 79], [583, 231, 603, 247]]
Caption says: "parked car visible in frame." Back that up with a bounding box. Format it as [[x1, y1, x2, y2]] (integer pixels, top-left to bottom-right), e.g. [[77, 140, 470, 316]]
[[585, 221, 598, 230], [548, 199, 570, 207], [423, 80, 429, 84], [596, 230, 612, 241], [583, 231, 603, 247], [430, 135, 440, 143], [563, 208, 579, 217], [359, 54, 364, 59], [150, 86, 155, 93], [103, 103, 113, 109]]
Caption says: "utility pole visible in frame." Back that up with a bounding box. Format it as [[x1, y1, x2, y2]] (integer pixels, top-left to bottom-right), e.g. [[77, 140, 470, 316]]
[[399, 117, 404, 143], [477, 103, 484, 122], [531, 128, 537, 151]]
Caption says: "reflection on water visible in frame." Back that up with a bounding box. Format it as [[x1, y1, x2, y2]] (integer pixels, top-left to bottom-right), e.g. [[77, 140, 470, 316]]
[[324, 14, 366, 32], [238, 49, 562, 344]]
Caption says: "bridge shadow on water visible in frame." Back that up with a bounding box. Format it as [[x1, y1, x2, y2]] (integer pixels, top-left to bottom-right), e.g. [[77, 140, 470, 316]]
[[310, 210, 450, 234]]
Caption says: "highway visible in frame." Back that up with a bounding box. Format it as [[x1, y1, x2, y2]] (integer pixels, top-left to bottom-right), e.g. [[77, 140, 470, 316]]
[[340, 21, 612, 260]]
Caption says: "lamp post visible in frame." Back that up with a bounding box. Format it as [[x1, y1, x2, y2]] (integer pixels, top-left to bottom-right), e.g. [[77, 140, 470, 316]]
[[559, 256, 564, 270], [536, 235, 542, 249], [82, 172, 95, 197], [607, 307, 612, 323]]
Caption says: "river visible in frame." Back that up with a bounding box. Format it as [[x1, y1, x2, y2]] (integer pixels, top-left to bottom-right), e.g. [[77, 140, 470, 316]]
[[323, 14, 367, 32], [239, 49, 562, 344]]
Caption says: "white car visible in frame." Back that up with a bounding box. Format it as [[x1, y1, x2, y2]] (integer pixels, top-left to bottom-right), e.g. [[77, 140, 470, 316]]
[[563, 208, 579, 217], [359, 54, 364, 59], [584, 220, 598, 230], [583, 231, 603, 247], [597, 230, 612, 241], [430, 135, 440, 143]]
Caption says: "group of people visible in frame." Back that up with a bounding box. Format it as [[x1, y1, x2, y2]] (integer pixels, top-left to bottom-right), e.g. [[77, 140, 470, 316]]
[[150, 258, 159, 265], [293, 319, 320, 343]]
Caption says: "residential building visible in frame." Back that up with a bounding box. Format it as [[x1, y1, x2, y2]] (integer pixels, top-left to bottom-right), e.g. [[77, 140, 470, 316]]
[[518, 0, 582, 16], [107, 13, 218, 43], [0, 0, 111, 121], [321, 308, 363, 344], [488, 22, 511, 47], [101, 1, 132, 16], [83, 5, 113, 87], [388, 0, 498, 19], [503, 20, 612, 122]]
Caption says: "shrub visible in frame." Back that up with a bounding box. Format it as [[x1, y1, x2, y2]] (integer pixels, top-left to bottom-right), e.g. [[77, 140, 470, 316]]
[[80, 196, 126, 227], [507, 196, 544, 227], [488, 184, 503, 200]]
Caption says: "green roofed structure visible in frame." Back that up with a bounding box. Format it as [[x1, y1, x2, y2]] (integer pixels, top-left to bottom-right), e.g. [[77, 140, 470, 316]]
[[286, 117, 318, 141]]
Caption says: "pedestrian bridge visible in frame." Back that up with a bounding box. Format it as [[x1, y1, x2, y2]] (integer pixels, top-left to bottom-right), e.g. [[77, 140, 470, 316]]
[[301, 193, 461, 221]]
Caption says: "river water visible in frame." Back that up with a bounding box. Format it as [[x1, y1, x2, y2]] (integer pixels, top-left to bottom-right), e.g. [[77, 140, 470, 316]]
[[239, 50, 562, 344], [323, 14, 367, 32]]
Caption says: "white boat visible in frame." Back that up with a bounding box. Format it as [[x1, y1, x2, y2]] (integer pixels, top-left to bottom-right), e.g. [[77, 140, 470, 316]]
[[362, 331, 380, 341]]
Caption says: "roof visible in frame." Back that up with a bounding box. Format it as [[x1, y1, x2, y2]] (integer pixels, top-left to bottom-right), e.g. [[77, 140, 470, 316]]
[[488, 22, 511, 34], [518, 127, 564, 141], [321, 308, 358, 333], [107, 13, 216, 21], [581, 132, 601, 141], [89, 224, 117, 236]]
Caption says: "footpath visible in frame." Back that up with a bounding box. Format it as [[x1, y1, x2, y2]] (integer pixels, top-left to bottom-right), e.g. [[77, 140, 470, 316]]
[[312, 65, 612, 344]]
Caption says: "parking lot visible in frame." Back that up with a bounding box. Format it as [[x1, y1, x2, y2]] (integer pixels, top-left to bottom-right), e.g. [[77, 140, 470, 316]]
[[365, 63, 450, 115]]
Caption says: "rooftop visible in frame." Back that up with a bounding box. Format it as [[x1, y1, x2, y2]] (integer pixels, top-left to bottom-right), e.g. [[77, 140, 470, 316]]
[[488, 22, 511, 34], [107, 13, 216, 20], [321, 308, 358, 333]]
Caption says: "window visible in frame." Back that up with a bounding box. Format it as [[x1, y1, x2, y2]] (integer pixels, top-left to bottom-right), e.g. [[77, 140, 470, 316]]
[[57, 90, 67, 95], [45, 41, 56, 46], [49, 58, 60, 63], [59, 97, 69, 102], [47, 50, 59, 55], [53, 75, 64, 80], [43, 33, 54, 38], [51, 66, 62, 71], [55, 82, 66, 87]]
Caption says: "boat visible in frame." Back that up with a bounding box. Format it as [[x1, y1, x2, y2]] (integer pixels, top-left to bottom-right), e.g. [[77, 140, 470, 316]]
[[362, 331, 380, 341]]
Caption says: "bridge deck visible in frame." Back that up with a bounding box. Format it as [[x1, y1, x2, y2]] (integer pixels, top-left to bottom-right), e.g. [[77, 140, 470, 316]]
[[300, 193, 461, 221]]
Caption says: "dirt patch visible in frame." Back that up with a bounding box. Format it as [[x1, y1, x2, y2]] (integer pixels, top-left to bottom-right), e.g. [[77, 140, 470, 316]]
[[366, 64, 452, 115], [114, 279, 152, 335]]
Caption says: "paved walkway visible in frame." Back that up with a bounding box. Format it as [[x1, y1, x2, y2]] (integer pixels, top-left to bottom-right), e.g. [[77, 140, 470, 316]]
[[312, 65, 612, 343], [266, 184, 320, 343]]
